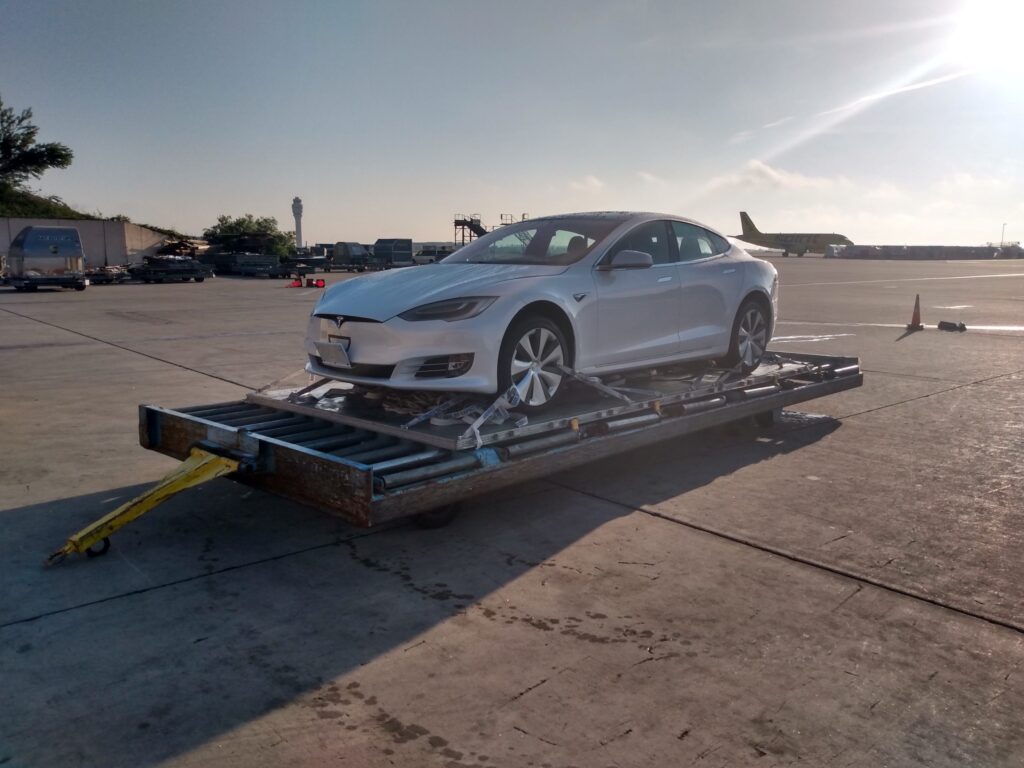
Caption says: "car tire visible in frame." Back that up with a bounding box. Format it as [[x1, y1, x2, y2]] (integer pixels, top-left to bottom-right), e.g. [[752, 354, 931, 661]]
[[498, 315, 570, 412], [723, 299, 770, 374]]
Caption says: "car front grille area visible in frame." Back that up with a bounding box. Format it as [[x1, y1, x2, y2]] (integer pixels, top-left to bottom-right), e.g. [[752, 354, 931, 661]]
[[414, 354, 475, 379], [315, 313, 380, 325], [313, 355, 395, 379]]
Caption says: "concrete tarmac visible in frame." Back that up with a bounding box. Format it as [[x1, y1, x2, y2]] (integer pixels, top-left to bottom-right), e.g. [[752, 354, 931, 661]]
[[1, 259, 1022, 767]]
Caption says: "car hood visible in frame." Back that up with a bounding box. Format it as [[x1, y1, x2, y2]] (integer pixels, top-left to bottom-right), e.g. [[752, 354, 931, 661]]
[[313, 263, 568, 321]]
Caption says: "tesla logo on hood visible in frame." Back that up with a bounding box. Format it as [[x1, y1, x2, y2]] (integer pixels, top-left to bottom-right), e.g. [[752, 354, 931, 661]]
[[333, 317, 345, 328]]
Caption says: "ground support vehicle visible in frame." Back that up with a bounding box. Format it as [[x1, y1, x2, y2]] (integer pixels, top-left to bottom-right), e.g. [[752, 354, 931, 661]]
[[200, 252, 298, 278], [129, 256, 213, 283], [371, 238, 414, 269], [7, 225, 89, 291], [84, 266, 131, 285], [328, 243, 373, 272], [413, 247, 455, 265], [47, 352, 861, 563]]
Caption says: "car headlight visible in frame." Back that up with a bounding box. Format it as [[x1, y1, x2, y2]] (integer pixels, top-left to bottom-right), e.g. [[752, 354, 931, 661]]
[[398, 296, 497, 322]]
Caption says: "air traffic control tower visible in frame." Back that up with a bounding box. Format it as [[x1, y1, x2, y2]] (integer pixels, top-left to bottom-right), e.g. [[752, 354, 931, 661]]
[[292, 196, 303, 248]]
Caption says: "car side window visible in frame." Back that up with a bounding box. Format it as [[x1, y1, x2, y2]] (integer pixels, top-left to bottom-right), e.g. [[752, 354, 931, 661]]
[[485, 229, 537, 260], [708, 230, 731, 255], [672, 221, 718, 262], [605, 221, 673, 265], [548, 229, 597, 259]]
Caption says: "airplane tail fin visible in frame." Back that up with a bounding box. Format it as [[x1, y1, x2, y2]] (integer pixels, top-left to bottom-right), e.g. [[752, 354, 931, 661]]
[[739, 212, 760, 237]]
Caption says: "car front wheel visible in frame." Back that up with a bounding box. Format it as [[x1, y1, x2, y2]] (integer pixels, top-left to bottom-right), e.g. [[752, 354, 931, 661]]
[[498, 316, 569, 412], [724, 299, 770, 373]]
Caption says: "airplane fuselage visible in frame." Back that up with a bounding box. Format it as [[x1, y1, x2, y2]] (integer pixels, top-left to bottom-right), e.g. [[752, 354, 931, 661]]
[[740, 231, 851, 254], [735, 212, 852, 256]]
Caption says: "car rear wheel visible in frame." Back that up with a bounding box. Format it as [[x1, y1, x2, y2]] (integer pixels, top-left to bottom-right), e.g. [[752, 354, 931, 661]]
[[724, 299, 770, 374], [498, 316, 569, 412]]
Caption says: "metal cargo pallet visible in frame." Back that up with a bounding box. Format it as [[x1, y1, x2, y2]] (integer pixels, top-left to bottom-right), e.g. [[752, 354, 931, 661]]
[[47, 351, 862, 563], [246, 356, 844, 451]]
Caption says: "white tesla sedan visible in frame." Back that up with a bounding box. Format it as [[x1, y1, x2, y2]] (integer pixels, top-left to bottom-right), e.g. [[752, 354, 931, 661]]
[[306, 212, 778, 412]]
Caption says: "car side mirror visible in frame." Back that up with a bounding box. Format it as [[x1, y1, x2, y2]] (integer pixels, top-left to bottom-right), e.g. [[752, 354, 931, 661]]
[[600, 250, 653, 270]]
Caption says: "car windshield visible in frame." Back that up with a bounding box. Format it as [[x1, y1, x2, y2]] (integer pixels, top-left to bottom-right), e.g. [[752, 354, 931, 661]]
[[442, 216, 629, 266]]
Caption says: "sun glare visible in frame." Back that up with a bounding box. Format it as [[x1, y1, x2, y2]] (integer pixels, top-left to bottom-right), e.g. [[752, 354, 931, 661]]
[[946, 0, 1024, 77]]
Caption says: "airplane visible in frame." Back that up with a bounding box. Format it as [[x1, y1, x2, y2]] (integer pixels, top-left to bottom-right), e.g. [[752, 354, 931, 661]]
[[735, 212, 853, 257]]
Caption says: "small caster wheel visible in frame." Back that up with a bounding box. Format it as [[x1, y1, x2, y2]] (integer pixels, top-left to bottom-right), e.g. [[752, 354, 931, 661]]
[[85, 537, 111, 558], [413, 504, 460, 529]]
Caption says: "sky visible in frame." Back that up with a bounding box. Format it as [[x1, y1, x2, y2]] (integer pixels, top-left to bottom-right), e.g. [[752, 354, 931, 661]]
[[2, 0, 1022, 246]]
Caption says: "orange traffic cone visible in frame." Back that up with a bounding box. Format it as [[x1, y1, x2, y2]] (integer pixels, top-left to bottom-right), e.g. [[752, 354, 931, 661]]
[[906, 294, 924, 331]]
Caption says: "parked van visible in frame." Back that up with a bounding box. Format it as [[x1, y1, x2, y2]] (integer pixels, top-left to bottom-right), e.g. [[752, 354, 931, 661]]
[[7, 226, 88, 291]]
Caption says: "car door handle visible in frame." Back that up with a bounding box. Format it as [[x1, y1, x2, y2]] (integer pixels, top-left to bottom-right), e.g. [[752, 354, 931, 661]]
[[722, 268, 737, 274], [657, 276, 673, 283]]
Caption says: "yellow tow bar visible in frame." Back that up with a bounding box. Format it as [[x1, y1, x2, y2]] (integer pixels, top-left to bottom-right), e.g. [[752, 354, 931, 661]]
[[46, 447, 240, 566]]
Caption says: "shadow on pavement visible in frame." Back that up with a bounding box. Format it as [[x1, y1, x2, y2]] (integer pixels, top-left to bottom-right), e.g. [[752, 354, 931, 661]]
[[0, 415, 839, 768]]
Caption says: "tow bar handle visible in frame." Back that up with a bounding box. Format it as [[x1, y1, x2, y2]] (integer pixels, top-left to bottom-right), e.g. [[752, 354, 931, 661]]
[[45, 447, 242, 566]]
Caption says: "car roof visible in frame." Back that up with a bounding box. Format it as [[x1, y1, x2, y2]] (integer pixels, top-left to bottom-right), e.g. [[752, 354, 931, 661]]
[[528, 211, 729, 240]]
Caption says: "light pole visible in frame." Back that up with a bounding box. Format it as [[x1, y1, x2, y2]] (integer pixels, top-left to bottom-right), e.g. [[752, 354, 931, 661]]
[[1001, 223, 1006, 247]]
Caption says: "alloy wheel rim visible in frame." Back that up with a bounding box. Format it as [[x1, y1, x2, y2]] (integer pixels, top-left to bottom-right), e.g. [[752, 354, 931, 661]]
[[737, 308, 768, 368], [510, 327, 564, 406]]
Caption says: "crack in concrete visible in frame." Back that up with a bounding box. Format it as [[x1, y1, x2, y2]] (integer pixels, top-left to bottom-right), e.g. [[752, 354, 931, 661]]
[[506, 676, 549, 704], [512, 725, 559, 747]]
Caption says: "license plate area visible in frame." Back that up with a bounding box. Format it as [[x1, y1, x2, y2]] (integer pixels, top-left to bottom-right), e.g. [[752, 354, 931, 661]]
[[315, 339, 351, 368]]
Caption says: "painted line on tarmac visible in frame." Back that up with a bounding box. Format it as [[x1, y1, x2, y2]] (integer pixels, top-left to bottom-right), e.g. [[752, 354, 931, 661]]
[[772, 333, 856, 343], [0, 306, 259, 390], [778, 320, 1024, 333], [554, 473, 1024, 637], [0, 527, 393, 630], [784, 272, 1024, 287], [549, 403, 1024, 639], [835, 365, 1024, 420], [108, 329, 300, 344], [553, 364, 1024, 636]]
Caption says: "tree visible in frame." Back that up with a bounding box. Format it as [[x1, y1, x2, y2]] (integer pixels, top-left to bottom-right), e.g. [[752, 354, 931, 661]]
[[0, 95, 74, 189], [203, 214, 295, 257]]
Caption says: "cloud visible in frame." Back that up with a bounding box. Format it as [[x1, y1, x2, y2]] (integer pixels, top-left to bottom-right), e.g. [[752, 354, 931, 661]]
[[637, 170, 668, 187], [730, 116, 793, 144], [862, 182, 909, 202], [568, 175, 605, 193], [935, 173, 1010, 195], [762, 116, 794, 129], [816, 69, 975, 117], [704, 160, 849, 193], [728, 129, 754, 145]]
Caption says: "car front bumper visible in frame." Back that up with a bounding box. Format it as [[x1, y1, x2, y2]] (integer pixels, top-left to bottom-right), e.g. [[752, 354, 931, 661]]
[[304, 315, 501, 394]]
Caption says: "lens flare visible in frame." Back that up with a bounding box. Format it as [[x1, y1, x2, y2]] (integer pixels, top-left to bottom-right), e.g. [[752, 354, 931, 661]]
[[946, 0, 1024, 77]]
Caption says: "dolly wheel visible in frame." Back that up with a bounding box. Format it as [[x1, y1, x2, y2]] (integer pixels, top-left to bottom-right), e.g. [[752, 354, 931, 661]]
[[85, 537, 111, 558], [413, 504, 460, 529]]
